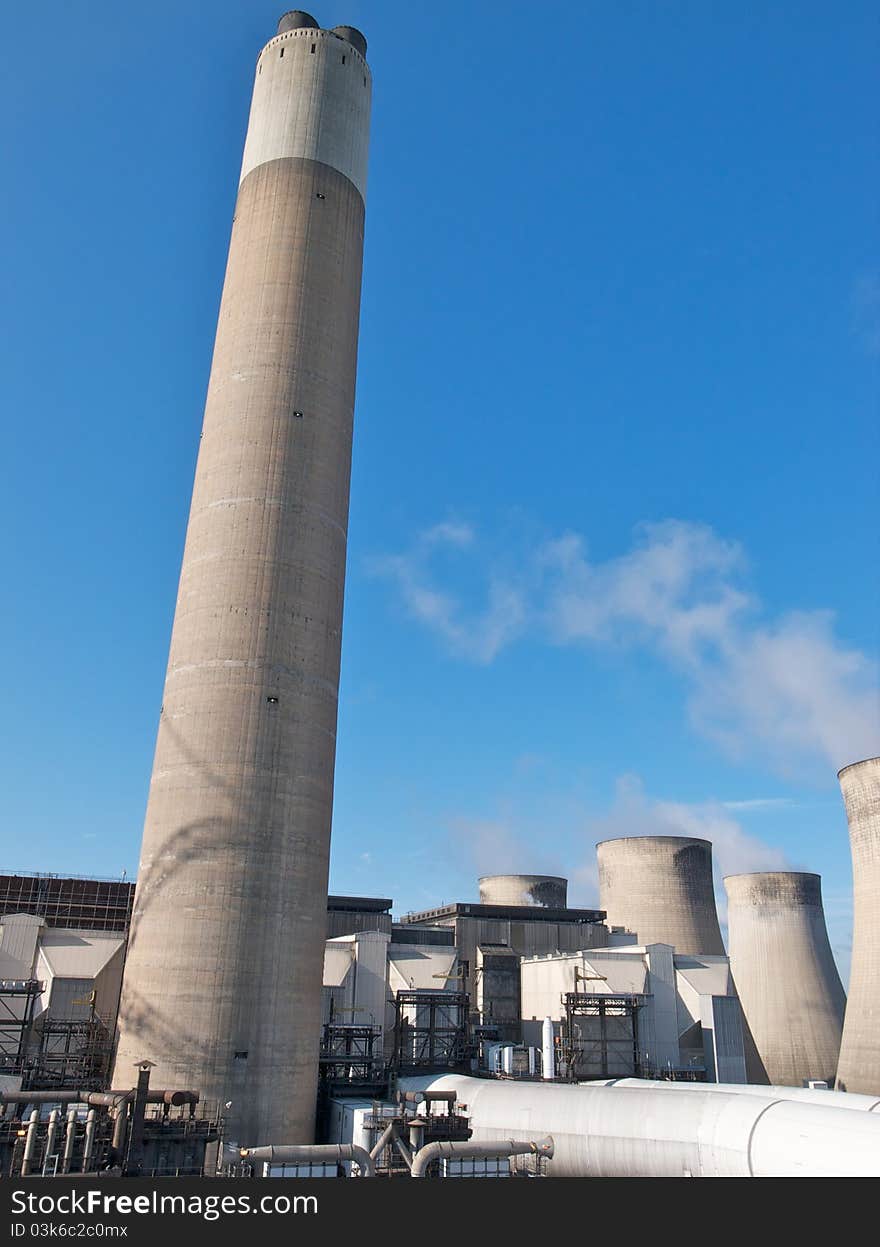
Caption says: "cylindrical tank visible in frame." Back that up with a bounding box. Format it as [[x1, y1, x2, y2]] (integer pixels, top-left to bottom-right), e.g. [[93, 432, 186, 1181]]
[[836, 757, 880, 1094], [597, 836, 725, 955], [723, 873, 845, 1087], [585, 1077, 880, 1111], [112, 17, 372, 1145], [399, 1074, 880, 1177], [478, 875, 568, 908]]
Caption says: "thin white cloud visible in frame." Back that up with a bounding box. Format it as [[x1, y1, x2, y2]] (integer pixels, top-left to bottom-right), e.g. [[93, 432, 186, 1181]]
[[422, 521, 475, 548], [447, 816, 544, 878], [852, 273, 880, 357], [722, 798, 797, 812], [368, 522, 528, 664], [371, 518, 880, 776]]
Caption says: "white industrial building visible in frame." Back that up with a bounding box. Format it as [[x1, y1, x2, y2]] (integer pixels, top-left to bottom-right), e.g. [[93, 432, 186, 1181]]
[[520, 944, 746, 1083], [0, 910, 125, 1087], [321, 879, 748, 1085]]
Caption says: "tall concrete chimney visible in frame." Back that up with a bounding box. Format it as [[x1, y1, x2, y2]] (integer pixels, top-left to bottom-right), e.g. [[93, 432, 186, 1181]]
[[724, 872, 845, 1087], [112, 14, 371, 1144], [836, 757, 880, 1094], [597, 836, 725, 956]]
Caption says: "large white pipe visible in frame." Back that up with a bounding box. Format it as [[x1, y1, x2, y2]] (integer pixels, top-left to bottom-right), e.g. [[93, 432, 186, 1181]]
[[399, 1075, 880, 1177], [44, 1110, 60, 1175], [20, 1109, 39, 1177], [584, 1078, 880, 1111], [410, 1136, 554, 1178], [61, 1109, 77, 1175], [542, 1018, 555, 1081], [239, 1144, 375, 1177]]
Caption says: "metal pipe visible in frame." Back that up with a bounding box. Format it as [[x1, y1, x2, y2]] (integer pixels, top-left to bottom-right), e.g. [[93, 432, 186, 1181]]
[[81, 1109, 96, 1173], [411, 1135, 554, 1178], [408, 1118, 425, 1154], [21, 1109, 40, 1176], [43, 1109, 60, 1175], [368, 1122, 395, 1161], [422, 1091, 456, 1104], [239, 1144, 375, 1177], [0, 1089, 198, 1106], [112, 1096, 133, 1153], [61, 1109, 77, 1175]]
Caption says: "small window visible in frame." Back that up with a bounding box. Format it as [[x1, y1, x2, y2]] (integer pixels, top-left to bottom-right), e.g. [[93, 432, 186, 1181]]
[[311, 43, 316, 53], [234, 1051, 248, 1060], [342, 55, 346, 64], [293, 410, 304, 418], [280, 47, 284, 57], [267, 696, 279, 705], [315, 192, 325, 200]]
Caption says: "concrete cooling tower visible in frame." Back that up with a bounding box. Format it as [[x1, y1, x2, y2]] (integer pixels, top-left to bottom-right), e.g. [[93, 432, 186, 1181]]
[[836, 757, 880, 1095], [112, 13, 372, 1145], [478, 875, 568, 908], [724, 873, 846, 1087], [597, 836, 725, 955]]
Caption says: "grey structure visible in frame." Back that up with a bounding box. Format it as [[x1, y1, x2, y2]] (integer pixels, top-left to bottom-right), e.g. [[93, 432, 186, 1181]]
[[478, 875, 568, 908], [597, 836, 725, 956], [724, 873, 845, 1087], [400, 885, 605, 1037], [836, 757, 880, 1094], [326, 895, 392, 940], [112, 14, 372, 1144]]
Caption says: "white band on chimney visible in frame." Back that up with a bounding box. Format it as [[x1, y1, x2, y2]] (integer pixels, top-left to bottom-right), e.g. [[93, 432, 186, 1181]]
[[241, 30, 371, 200]]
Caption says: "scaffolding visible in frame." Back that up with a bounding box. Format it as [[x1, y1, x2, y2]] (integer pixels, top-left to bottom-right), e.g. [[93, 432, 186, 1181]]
[[321, 1022, 381, 1080], [559, 993, 644, 1081], [23, 1013, 115, 1091], [0, 979, 41, 1075], [0, 872, 134, 934]]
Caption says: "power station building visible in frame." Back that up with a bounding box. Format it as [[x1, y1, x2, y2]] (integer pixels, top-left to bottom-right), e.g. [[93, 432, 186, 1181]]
[[7, 8, 878, 1180], [320, 872, 749, 1088], [111, 12, 373, 1145]]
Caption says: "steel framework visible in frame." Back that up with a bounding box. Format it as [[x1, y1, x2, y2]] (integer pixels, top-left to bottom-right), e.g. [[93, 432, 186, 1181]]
[[0, 979, 41, 1075], [559, 993, 644, 1081], [392, 991, 469, 1073]]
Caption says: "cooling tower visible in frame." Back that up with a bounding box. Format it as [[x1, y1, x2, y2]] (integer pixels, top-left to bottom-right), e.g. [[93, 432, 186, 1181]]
[[112, 14, 371, 1144], [478, 875, 568, 908], [724, 873, 845, 1087], [597, 836, 725, 955], [836, 757, 880, 1094]]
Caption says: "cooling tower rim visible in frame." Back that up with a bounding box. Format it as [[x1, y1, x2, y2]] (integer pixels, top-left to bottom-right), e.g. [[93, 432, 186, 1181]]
[[477, 873, 568, 884], [723, 870, 820, 883], [837, 755, 880, 779], [596, 835, 712, 850]]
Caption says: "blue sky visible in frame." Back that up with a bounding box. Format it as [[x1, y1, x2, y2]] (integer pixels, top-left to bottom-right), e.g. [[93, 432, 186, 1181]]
[[1, 2, 877, 981]]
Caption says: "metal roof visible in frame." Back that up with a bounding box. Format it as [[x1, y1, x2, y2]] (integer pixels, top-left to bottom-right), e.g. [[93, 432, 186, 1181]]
[[327, 894, 393, 913], [400, 902, 605, 925]]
